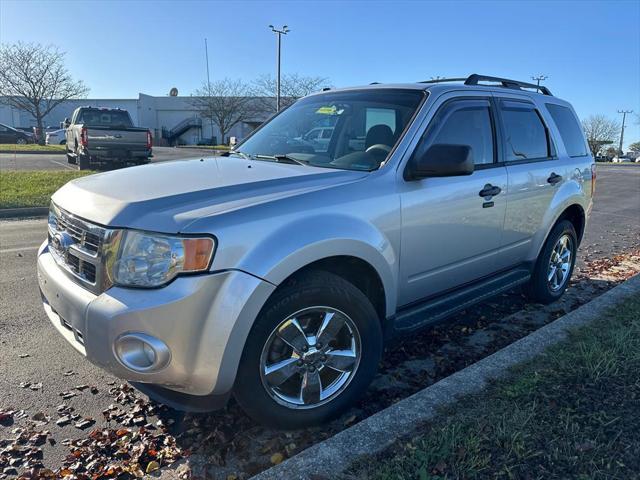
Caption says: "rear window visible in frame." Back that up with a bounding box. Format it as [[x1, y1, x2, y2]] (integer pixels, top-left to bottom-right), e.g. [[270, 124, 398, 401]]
[[77, 110, 132, 127], [546, 104, 588, 157], [500, 101, 550, 161]]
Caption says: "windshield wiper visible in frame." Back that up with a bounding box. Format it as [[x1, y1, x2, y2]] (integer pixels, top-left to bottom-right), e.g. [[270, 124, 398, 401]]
[[224, 150, 252, 160], [253, 154, 307, 166]]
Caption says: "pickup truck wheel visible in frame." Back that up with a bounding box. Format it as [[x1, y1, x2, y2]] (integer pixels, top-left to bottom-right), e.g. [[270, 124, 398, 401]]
[[525, 220, 577, 304], [78, 154, 90, 170], [66, 152, 76, 165], [235, 270, 383, 429]]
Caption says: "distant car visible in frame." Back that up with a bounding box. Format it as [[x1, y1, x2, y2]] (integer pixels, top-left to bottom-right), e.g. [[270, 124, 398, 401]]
[[45, 129, 66, 145], [300, 127, 334, 152], [0, 123, 34, 144], [612, 156, 632, 163], [64, 107, 153, 169]]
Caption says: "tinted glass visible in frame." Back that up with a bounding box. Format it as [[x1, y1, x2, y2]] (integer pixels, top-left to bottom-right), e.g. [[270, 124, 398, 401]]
[[237, 89, 424, 171], [424, 103, 494, 165], [77, 110, 133, 127], [500, 101, 549, 161], [546, 104, 588, 157]]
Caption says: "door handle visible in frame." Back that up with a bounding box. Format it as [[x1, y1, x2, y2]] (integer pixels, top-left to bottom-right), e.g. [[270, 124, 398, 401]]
[[547, 172, 562, 184], [479, 184, 502, 198]]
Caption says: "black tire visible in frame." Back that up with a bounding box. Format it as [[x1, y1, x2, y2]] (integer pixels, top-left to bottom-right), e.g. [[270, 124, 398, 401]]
[[234, 270, 383, 429], [66, 151, 76, 164], [525, 220, 577, 304], [78, 154, 90, 170]]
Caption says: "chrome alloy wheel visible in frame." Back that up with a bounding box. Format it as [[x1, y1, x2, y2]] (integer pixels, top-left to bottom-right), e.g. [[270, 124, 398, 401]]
[[548, 234, 573, 292], [259, 306, 362, 409]]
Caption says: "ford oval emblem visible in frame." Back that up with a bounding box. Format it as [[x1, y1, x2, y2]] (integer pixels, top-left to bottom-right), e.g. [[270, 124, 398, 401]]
[[52, 231, 75, 253]]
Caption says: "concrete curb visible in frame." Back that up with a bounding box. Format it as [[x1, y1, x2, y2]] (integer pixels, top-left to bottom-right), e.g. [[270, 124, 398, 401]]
[[252, 273, 640, 480], [0, 150, 65, 155], [0, 207, 49, 219]]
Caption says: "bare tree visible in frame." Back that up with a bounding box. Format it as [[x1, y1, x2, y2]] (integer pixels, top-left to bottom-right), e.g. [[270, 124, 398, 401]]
[[0, 42, 89, 144], [252, 73, 329, 113], [191, 79, 256, 145], [581, 115, 621, 157]]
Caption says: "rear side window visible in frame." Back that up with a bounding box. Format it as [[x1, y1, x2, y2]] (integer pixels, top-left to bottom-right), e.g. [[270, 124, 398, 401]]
[[500, 101, 550, 161], [546, 104, 588, 157]]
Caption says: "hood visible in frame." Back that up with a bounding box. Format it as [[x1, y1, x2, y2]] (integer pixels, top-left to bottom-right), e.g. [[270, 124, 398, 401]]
[[51, 156, 367, 233]]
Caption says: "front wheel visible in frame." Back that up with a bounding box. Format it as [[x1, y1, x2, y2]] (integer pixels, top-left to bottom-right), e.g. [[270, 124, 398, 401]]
[[16, 138, 27, 145], [234, 271, 383, 429], [525, 220, 577, 304]]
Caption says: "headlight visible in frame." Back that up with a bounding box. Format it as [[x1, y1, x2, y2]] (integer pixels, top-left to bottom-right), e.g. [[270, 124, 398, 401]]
[[110, 230, 215, 288]]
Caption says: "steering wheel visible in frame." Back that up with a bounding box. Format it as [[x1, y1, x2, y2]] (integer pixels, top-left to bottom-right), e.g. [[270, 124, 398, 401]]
[[365, 144, 392, 156]]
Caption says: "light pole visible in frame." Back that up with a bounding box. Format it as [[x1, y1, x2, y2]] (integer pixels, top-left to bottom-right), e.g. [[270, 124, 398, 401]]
[[531, 74, 548, 89], [617, 109, 633, 155], [204, 38, 215, 144], [269, 25, 290, 112]]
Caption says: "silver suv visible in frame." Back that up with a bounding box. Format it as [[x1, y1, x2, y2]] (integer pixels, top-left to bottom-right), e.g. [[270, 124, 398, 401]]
[[37, 75, 595, 428]]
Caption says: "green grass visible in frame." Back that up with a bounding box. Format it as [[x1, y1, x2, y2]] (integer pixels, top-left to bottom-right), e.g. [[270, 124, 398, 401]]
[[0, 143, 66, 152], [348, 296, 640, 480], [0, 170, 94, 209]]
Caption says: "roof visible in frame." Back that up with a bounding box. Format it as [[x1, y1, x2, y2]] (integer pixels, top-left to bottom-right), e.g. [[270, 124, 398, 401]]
[[309, 74, 555, 99]]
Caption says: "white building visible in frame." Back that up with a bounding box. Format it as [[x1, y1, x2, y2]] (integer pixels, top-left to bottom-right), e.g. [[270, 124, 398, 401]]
[[0, 93, 274, 145]]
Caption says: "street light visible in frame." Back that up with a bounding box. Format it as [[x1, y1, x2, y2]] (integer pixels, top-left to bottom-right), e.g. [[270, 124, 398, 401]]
[[269, 24, 290, 112]]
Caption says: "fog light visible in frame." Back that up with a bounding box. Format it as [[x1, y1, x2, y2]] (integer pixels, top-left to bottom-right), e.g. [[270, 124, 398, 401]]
[[114, 333, 170, 373]]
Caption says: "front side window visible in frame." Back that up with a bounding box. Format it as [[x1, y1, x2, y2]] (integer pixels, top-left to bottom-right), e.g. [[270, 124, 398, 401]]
[[546, 103, 588, 157], [236, 89, 425, 171], [413, 99, 495, 166], [500, 101, 550, 161]]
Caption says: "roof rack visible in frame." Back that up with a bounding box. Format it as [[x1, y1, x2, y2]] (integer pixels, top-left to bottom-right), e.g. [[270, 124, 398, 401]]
[[420, 74, 553, 96], [420, 77, 468, 84]]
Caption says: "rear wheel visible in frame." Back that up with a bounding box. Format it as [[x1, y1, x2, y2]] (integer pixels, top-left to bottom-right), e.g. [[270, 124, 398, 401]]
[[525, 220, 577, 304], [234, 270, 383, 429]]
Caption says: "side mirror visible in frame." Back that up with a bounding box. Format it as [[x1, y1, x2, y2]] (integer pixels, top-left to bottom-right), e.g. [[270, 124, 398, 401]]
[[406, 144, 474, 180], [63, 118, 70, 128]]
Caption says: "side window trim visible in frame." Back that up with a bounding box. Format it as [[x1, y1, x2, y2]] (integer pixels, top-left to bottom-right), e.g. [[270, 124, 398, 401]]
[[494, 98, 557, 164], [404, 96, 499, 177]]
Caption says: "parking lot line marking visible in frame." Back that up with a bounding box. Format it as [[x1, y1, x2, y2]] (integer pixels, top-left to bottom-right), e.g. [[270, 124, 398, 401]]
[[49, 158, 76, 170], [0, 245, 40, 254]]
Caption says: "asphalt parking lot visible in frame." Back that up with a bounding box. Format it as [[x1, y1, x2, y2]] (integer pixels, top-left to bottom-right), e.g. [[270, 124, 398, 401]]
[[0, 146, 219, 171], [0, 164, 638, 474]]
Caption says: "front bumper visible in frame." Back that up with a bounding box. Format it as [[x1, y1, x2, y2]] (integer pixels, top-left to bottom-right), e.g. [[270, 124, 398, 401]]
[[37, 241, 275, 400]]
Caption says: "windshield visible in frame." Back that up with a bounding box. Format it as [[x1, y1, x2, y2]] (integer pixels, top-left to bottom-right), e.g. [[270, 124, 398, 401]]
[[78, 110, 133, 128], [236, 89, 425, 171]]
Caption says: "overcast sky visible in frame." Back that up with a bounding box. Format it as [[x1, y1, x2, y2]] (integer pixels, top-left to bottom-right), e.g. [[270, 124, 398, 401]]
[[1, 0, 638, 148]]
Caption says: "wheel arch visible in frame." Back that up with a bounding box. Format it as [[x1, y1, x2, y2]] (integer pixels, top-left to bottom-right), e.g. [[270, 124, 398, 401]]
[[275, 255, 388, 324], [530, 201, 587, 263]]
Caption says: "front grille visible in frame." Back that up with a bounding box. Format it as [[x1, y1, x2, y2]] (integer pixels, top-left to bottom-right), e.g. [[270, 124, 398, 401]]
[[48, 203, 108, 293]]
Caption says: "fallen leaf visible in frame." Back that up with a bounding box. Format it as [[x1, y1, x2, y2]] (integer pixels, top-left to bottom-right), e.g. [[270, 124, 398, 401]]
[[270, 452, 284, 465], [146, 461, 160, 474]]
